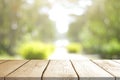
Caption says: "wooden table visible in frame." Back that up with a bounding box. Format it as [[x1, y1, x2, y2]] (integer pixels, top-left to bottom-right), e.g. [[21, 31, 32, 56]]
[[0, 60, 120, 80]]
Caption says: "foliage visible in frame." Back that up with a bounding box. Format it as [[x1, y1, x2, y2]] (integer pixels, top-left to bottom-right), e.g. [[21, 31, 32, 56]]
[[100, 39, 120, 59], [66, 43, 82, 53], [17, 41, 55, 59], [0, 0, 55, 55], [0, 51, 20, 59], [68, 0, 120, 58]]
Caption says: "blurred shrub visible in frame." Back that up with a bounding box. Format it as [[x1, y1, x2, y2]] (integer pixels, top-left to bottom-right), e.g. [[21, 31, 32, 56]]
[[82, 38, 120, 59], [17, 42, 55, 59], [100, 39, 120, 59], [85, 39, 120, 59], [66, 43, 82, 53], [45, 44, 55, 55]]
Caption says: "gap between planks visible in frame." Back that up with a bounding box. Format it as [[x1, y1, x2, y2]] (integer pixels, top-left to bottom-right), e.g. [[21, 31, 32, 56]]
[[0, 60, 29, 80], [70, 60, 80, 80], [41, 60, 50, 80], [0, 60, 8, 64], [6, 60, 49, 80], [92, 60, 120, 80], [71, 60, 114, 80], [42, 60, 78, 80], [0, 60, 117, 80], [5, 60, 30, 77]]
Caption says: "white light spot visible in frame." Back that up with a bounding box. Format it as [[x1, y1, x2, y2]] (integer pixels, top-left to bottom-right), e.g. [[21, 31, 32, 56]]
[[48, 0, 92, 34], [55, 39, 69, 47], [26, 0, 34, 4], [78, 0, 92, 8], [40, 7, 49, 14]]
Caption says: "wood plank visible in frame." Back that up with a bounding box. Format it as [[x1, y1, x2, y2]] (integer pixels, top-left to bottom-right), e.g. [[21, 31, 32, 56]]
[[71, 60, 114, 80], [93, 60, 120, 80], [6, 60, 49, 80], [43, 60, 77, 80], [0, 60, 28, 80], [0, 60, 7, 64]]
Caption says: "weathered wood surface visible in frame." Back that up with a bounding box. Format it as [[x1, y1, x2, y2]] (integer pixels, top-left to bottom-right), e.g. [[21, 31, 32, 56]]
[[0, 60, 119, 80], [71, 60, 114, 80], [43, 60, 77, 80], [92, 60, 120, 80], [6, 60, 48, 80], [0, 60, 7, 64], [0, 60, 28, 80]]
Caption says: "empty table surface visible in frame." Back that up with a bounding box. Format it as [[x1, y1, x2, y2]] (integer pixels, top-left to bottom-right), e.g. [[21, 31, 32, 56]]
[[0, 60, 120, 80]]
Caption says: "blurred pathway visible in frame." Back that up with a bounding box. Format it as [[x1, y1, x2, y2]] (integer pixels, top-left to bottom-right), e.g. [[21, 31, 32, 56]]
[[49, 47, 100, 60]]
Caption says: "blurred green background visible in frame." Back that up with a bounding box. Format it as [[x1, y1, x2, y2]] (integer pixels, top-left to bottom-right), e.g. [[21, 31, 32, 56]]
[[0, 0, 120, 59]]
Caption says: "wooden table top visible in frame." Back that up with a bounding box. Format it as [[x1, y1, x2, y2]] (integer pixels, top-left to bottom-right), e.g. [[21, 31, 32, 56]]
[[0, 60, 120, 80]]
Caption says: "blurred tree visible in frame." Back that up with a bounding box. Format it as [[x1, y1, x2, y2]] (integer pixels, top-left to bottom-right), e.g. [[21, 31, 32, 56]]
[[0, 0, 22, 55], [18, 0, 55, 42], [67, 15, 86, 42], [0, 0, 55, 55], [67, 0, 120, 58], [19, 0, 55, 42]]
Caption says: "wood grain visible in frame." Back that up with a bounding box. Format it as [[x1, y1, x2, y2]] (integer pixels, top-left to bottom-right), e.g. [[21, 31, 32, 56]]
[[0, 60, 119, 80], [93, 60, 120, 80], [6, 60, 49, 80], [71, 60, 114, 80], [0, 60, 7, 64], [0, 60, 28, 80], [43, 60, 77, 80]]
